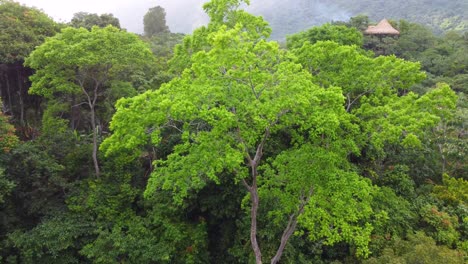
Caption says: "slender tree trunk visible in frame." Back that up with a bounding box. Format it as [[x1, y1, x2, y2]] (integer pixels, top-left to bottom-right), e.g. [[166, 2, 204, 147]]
[[249, 174, 262, 264], [89, 104, 100, 177], [271, 219, 297, 264], [79, 79, 101, 178], [270, 189, 310, 264], [17, 68, 25, 125], [71, 94, 76, 130], [5, 74, 13, 117]]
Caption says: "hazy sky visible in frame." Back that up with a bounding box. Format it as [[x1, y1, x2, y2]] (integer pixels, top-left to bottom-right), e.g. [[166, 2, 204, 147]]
[[15, 1, 350, 38], [15, 0, 211, 33]]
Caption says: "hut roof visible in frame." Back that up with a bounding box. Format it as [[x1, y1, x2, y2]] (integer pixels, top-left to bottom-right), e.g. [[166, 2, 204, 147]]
[[364, 19, 400, 35]]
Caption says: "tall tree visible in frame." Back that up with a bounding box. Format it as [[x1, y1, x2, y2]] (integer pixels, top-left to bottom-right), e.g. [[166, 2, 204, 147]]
[[25, 26, 154, 177], [104, 1, 376, 262], [143, 6, 170, 37], [102, 23, 377, 263]]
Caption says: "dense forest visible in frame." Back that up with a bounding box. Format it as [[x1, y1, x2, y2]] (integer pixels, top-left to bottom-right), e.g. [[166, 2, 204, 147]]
[[0, 0, 467, 263]]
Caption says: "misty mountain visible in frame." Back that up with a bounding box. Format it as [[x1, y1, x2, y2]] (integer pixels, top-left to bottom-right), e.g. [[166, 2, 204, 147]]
[[146, 0, 466, 40], [67, 0, 466, 40]]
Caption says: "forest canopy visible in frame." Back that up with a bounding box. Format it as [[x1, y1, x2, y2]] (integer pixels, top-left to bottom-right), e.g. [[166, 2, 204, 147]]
[[0, 0, 466, 263]]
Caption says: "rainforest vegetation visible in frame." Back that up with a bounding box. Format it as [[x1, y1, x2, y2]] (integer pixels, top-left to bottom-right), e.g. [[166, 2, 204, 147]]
[[0, 0, 466, 263]]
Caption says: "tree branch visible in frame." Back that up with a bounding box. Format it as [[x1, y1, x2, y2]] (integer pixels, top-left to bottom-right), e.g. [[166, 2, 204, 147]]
[[270, 187, 313, 264]]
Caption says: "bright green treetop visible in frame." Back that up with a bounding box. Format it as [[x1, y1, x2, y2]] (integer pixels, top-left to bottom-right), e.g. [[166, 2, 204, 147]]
[[169, 0, 271, 74], [103, 20, 377, 263], [25, 25, 155, 177], [102, 1, 458, 262], [291, 41, 457, 158], [25, 26, 153, 98], [287, 23, 364, 50]]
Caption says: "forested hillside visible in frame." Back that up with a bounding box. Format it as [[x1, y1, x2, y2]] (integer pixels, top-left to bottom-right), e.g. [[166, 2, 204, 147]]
[[0, 0, 467, 263], [247, 0, 467, 39], [329, 0, 468, 34]]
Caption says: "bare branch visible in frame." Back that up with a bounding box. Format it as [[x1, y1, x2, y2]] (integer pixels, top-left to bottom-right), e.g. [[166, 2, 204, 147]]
[[346, 89, 374, 112], [71, 102, 88, 108]]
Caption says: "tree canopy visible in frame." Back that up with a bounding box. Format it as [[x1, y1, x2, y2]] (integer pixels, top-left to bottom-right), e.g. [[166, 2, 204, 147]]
[[0, 0, 58, 64], [25, 26, 154, 177], [0, 0, 465, 263], [102, 1, 458, 263], [70, 12, 120, 30]]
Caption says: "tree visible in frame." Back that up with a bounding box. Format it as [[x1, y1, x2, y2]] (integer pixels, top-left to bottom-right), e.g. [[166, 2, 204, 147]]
[[0, 0, 59, 124], [0, 100, 18, 204], [286, 23, 363, 49], [0, 0, 58, 64], [103, 2, 377, 262], [25, 26, 154, 177], [364, 232, 465, 264], [143, 6, 169, 37], [0, 101, 18, 154], [70, 12, 120, 30]]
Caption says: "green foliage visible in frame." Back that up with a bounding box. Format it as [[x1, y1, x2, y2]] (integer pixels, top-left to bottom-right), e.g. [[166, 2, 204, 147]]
[[1, 1, 466, 263], [287, 24, 364, 49], [0, 168, 14, 204], [420, 204, 461, 246], [146, 32, 185, 59], [70, 12, 120, 30], [80, 209, 208, 263], [0, 103, 16, 203], [25, 26, 153, 99], [371, 187, 416, 238], [169, 0, 271, 74], [291, 40, 457, 164], [8, 213, 93, 264], [103, 10, 376, 260], [5, 142, 64, 217], [143, 6, 170, 37], [377, 166, 416, 199], [0, 101, 18, 153], [142, 32, 185, 87], [67, 165, 209, 263], [262, 145, 376, 257], [0, 0, 59, 63], [364, 232, 465, 264]]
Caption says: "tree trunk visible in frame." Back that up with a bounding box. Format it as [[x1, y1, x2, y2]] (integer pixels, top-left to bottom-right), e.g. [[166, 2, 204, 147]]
[[249, 181, 262, 264], [5, 74, 13, 117], [271, 220, 297, 264], [17, 68, 25, 125], [89, 105, 100, 177], [79, 79, 101, 178]]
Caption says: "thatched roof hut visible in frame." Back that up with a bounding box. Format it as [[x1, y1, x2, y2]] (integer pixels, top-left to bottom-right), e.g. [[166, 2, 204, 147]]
[[364, 19, 400, 35]]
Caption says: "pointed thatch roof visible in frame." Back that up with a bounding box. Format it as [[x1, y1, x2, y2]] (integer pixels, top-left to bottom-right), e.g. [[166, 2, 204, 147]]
[[364, 19, 400, 35]]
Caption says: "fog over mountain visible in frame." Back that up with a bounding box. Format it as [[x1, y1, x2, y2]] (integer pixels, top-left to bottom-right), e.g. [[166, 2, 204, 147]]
[[16, 0, 466, 38], [17, 0, 350, 40], [114, 0, 351, 39], [133, 0, 350, 39]]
